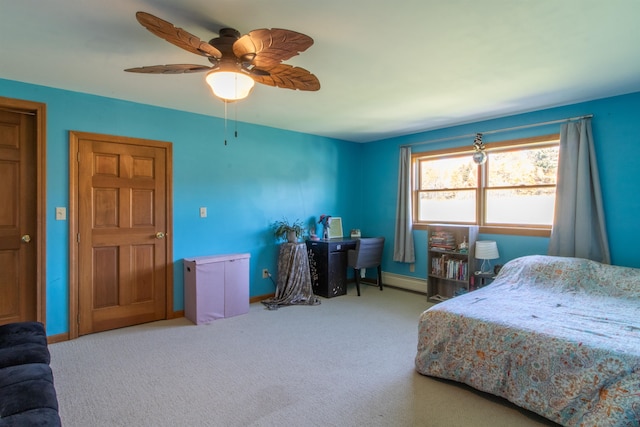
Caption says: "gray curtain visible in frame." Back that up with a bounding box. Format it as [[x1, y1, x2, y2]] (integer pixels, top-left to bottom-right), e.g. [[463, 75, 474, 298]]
[[548, 119, 611, 263], [393, 147, 416, 263]]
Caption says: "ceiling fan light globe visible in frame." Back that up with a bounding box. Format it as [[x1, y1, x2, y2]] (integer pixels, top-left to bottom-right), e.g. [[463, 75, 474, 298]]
[[205, 71, 255, 101]]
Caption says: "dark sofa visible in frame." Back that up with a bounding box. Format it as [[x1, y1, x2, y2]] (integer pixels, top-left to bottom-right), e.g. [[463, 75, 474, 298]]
[[0, 322, 61, 426]]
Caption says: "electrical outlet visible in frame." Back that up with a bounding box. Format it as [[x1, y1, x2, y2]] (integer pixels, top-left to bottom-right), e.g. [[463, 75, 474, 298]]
[[262, 269, 270, 279]]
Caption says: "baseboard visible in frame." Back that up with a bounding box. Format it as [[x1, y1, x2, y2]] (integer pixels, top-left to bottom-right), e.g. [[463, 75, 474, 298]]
[[169, 310, 184, 319], [47, 281, 417, 344], [381, 272, 427, 294], [250, 293, 275, 304], [48, 332, 69, 344]]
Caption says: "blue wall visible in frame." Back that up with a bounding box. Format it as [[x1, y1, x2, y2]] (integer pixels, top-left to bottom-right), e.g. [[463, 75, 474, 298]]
[[0, 79, 362, 335], [363, 91, 640, 279], [2, 77, 639, 336]]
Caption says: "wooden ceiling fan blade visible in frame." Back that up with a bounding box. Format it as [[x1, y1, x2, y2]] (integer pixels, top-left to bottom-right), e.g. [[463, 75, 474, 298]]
[[136, 11, 222, 58], [124, 64, 213, 74], [251, 64, 320, 91], [233, 29, 314, 68]]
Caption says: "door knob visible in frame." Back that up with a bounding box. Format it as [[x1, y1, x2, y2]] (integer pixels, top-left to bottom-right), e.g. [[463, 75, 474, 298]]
[[21, 234, 31, 243], [155, 232, 165, 239]]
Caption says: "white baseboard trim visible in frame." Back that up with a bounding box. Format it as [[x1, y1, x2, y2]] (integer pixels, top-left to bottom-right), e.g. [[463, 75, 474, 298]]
[[382, 272, 427, 294]]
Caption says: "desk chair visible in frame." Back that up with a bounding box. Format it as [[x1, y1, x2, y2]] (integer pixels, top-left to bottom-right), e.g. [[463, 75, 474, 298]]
[[347, 237, 385, 296]]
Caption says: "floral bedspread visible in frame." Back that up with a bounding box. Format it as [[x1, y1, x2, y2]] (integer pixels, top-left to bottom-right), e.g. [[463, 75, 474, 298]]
[[415, 255, 640, 426]]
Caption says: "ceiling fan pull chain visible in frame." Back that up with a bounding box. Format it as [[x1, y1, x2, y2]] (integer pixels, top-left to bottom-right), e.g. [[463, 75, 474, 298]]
[[234, 102, 238, 139], [224, 100, 228, 145]]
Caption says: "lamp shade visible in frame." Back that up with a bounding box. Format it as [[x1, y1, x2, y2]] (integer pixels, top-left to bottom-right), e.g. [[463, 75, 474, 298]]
[[475, 240, 499, 260], [205, 70, 255, 101]]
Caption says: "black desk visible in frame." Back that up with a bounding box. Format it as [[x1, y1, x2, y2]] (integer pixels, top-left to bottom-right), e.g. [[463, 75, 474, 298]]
[[306, 238, 357, 298]]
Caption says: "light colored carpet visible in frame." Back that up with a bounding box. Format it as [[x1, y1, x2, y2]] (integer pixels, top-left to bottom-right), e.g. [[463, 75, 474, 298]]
[[49, 285, 557, 426]]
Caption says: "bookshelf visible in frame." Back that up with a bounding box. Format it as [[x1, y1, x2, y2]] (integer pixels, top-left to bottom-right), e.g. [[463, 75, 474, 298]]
[[427, 224, 479, 303]]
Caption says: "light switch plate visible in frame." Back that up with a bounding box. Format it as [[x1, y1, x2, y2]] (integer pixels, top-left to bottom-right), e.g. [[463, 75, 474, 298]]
[[55, 207, 66, 220], [199, 207, 207, 218]]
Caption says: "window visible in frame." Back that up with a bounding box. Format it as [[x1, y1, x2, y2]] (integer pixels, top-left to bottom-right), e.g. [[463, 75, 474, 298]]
[[413, 134, 559, 235]]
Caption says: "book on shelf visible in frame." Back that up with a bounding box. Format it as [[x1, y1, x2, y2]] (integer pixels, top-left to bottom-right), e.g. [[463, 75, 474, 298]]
[[429, 230, 457, 251], [430, 256, 468, 281], [430, 294, 450, 302]]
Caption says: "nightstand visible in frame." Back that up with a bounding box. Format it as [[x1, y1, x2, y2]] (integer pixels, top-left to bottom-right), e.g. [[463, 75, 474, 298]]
[[472, 272, 496, 290]]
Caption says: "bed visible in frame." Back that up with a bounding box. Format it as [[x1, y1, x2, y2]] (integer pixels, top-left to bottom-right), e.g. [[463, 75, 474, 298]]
[[415, 255, 640, 426]]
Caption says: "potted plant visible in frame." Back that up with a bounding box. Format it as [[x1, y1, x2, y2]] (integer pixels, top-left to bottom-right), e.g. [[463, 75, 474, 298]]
[[272, 218, 305, 243]]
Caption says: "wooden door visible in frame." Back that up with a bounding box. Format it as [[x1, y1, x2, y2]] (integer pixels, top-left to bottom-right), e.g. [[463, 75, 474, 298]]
[[71, 132, 172, 336], [0, 109, 38, 325]]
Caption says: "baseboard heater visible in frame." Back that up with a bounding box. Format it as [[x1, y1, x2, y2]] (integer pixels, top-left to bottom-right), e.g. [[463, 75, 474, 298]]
[[358, 271, 427, 294]]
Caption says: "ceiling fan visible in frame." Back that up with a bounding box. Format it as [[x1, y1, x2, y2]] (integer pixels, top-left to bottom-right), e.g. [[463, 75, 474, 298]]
[[125, 11, 320, 102]]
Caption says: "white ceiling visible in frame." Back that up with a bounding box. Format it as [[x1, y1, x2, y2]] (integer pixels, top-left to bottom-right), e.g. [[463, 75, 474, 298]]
[[2, 0, 639, 142]]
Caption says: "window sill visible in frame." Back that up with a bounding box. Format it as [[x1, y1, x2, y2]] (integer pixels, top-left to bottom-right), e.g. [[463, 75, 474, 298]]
[[479, 226, 550, 237], [413, 223, 551, 237]]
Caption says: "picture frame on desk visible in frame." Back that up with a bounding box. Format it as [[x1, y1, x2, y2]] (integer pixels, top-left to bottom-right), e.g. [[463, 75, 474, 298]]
[[327, 217, 343, 239]]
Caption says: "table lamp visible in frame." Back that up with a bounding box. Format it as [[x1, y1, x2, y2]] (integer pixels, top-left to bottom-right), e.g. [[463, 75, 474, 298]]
[[475, 241, 499, 274]]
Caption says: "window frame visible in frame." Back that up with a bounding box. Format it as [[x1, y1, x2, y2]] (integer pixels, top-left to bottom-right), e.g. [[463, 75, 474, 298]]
[[412, 134, 560, 237]]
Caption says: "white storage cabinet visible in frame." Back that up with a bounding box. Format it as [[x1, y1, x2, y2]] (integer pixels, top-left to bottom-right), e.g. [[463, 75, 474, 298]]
[[183, 253, 250, 325]]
